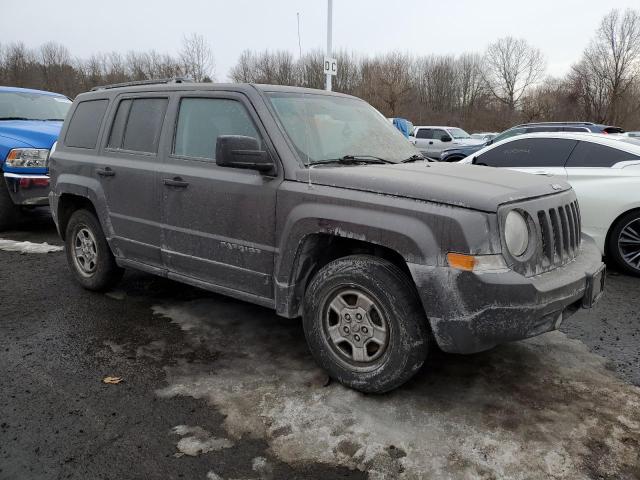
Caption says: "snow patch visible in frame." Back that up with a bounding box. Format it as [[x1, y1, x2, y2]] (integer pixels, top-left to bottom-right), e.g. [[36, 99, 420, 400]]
[[154, 300, 640, 479], [171, 425, 233, 457], [0, 238, 63, 254]]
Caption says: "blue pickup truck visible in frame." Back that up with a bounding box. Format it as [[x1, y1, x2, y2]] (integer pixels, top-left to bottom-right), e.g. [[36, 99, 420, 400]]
[[0, 86, 71, 229]]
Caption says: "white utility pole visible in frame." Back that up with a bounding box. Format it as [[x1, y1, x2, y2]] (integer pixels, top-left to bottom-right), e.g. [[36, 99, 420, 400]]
[[325, 0, 333, 91]]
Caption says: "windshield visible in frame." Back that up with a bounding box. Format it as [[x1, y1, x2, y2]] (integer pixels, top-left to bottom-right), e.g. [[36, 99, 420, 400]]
[[0, 91, 71, 121], [268, 93, 420, 164], [448, 127, 471, 139]]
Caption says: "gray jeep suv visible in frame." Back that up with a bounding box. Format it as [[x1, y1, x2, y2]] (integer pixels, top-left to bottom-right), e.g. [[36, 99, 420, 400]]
[[49, 80, 605, 393]]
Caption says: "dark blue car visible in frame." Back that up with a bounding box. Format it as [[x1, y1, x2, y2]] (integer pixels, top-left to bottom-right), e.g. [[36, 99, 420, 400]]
[[0, 86, 71, 229], [439, 121, 624, 162]]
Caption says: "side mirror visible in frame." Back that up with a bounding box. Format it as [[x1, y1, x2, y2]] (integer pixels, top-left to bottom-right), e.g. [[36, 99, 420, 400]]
[[441, 135, 452, 142], [216, 135, 274, 174]]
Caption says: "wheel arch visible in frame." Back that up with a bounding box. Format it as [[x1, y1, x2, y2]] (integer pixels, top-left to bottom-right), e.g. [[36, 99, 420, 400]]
[[57, 193, 98, 240], [275, 231, 421, 319], [604, 206, 640, 257]]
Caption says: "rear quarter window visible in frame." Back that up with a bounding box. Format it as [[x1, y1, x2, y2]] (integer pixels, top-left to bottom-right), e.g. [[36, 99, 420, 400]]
[[64, 99, 109, 149], [566, 141, 640, 167]]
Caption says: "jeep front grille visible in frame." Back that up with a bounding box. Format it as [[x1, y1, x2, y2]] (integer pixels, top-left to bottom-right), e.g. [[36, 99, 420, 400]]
[[500, 190, 582, 277], [537, 200, 581, 265]]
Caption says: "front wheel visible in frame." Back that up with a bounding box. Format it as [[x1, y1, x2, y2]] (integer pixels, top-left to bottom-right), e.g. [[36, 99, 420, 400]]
[[607, 210, 640, 277], [0, 179, 21, 231], [303, 255, 430, 393], [65, 209, 123, 290]]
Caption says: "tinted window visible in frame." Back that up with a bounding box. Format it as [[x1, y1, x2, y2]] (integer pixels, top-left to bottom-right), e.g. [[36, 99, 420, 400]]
[[432, 129, 449, 140], [107, 99, 131, 149], [416, 128, 432, 139], [477, 138, 578, 168], [108, 98, 168, 153], [65, 99, 109, 149], [491, 127, 525, 144], [174, 98, 261, 160], [566, 141, 640, 168]]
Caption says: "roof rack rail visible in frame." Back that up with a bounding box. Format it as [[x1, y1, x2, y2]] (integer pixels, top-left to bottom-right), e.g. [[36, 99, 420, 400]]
[[515, 121, 596, 127], [90, 77, 194, 91]]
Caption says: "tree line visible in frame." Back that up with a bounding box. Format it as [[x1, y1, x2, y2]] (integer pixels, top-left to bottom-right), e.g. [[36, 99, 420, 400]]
[[2, 9, 639, 131]]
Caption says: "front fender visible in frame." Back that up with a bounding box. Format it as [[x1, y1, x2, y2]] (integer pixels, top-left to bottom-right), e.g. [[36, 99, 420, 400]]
[[273, 181, 497, 317]]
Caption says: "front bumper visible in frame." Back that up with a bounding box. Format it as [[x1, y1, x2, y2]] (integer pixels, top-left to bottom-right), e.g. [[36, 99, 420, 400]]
[[409, 235, 605, 354], [3, 172, 50, 206]]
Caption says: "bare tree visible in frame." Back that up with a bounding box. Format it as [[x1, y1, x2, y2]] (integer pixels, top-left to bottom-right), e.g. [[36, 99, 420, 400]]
[[573, 9, 640, 124], [483, 37, 546, 110], [180, 33, 214, 82]]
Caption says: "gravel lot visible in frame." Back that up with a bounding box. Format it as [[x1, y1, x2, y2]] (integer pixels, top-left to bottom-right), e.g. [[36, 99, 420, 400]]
[[1, 211, 639, 480]]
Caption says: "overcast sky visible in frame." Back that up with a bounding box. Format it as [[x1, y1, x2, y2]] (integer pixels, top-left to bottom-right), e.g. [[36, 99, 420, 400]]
[[4, 0, 639, 81]]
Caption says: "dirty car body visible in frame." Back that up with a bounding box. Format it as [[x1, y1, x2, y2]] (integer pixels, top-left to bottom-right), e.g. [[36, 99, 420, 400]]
[[49, 82, 605, 392]]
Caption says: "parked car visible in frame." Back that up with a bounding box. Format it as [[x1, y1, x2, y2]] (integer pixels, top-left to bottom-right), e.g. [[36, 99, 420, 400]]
[[459, 132, 640, 275], [49, 80, 604, 393], [410, 126, 484, 157], [0, 86, 71, 229], [440, 122, 625, 162]]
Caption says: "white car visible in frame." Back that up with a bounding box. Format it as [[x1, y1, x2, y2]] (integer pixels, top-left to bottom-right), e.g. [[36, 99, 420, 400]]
[[459, 132, 640, 275], [410, 126, 484, 157]]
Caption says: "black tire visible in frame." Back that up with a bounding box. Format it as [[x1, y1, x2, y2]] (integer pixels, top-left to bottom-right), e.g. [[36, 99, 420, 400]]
[[0, 179, 21, 231], [607, 210, 640, 277], [65, 209, 123, 290], [302, 255, 430, 393]]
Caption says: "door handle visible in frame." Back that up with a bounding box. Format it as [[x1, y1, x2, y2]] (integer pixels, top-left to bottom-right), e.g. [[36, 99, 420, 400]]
[[163, 177, 189, 188], [429, 141, 434, 144], [532, 170, 552, 176], [96, 167, 115, 177]]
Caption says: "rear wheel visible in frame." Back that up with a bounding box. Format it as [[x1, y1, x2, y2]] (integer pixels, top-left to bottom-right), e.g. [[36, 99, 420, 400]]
[[303, 255, 430, 393], [0, 179, 21, 231], [65, 209, 123, 290], [607, 210, 640, 277]]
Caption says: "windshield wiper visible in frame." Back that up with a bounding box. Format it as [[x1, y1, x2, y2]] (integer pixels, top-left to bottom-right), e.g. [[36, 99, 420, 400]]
[[309, 155, 394, 166], [42, 118, 65, 121], [401, 154, 426, 163], [0, 116, 31, 121]]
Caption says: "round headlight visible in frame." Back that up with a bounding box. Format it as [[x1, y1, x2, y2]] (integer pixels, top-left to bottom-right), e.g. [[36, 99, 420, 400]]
[[504, 211, 529, 257]]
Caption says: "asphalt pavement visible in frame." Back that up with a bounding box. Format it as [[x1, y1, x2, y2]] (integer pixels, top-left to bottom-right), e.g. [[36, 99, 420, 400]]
[[1, 211, 639, 480]]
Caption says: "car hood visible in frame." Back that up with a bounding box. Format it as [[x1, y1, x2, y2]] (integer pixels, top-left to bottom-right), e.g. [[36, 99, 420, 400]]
[[297, 162, 571, 212], [451, 138, 485, 147], [0, 120, 62, 148]]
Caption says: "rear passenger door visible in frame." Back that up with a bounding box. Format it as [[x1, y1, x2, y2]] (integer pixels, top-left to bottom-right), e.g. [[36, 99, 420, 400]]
[[474, 138, 575, 180], [412, 128, 433, 155], [98, 95, 169, 268], [159, 93, 280, 301]]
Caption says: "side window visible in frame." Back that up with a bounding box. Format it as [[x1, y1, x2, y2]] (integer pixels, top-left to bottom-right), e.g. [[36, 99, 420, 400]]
[[566, 141, 640, 168], [173, 98, 261, 160], [108, 98, 168, 153], [477, 138, 577, 168], [65, 99, 109, 149], [433, 129, 449, 141], [415, 128, 432, 139]]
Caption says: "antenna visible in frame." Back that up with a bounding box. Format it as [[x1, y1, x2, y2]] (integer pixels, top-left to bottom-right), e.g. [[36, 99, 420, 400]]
[[297, 12, 302, 59]]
